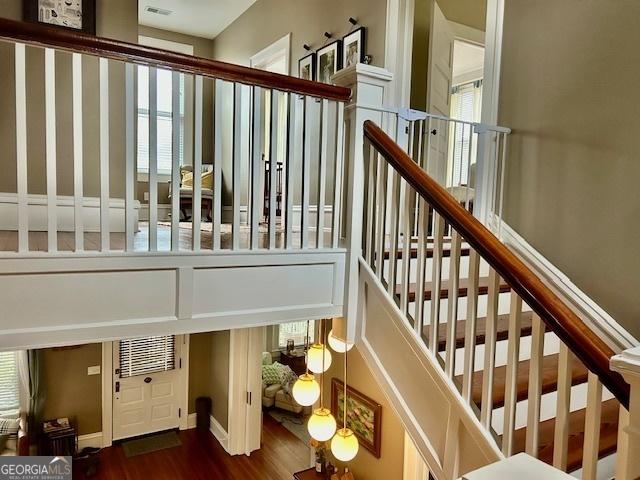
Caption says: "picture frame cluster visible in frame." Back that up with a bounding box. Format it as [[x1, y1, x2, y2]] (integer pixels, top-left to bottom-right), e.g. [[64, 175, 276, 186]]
[[298, 26, 366, 83]]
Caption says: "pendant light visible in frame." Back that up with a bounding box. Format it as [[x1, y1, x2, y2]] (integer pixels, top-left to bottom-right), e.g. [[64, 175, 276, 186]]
[[308, 319, 337, 442], [307, 343, 332, 374], [292, 321, 321, 406], [328, 328, 354, 353], [331, 339, 359, 461]]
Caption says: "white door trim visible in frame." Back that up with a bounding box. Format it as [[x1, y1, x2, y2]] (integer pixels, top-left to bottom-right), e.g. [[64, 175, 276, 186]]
[[481, 0, 505, 126], [101, 334, 190, 445], [384, 0, 415, 107], [250, 33, 291, 74]]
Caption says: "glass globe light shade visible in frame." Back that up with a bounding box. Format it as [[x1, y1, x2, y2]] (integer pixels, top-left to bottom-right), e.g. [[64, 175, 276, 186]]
[[307, 407, 337, 442], [292, 373, 320, 406], [327, 329, 354, 353], [306, 343, 332, 373], [331, 427, 359, 461]]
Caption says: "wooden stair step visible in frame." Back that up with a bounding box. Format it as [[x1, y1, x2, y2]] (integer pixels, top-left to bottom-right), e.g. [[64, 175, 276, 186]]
[[461, 351, 589, 410], [426, 311, 535, 352], [383, 244, 471, 260], [401, 275, 511, 303], [510, 399, 619, 472]]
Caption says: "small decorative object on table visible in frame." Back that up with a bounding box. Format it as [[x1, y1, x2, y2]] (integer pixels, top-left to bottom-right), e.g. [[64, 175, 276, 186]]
[[24, 0, 97, 35], [286, 339, 295, 354]]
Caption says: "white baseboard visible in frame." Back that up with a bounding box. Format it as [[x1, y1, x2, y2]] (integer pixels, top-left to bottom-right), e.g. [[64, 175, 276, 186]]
[[499, 220, 638, 350], [187, 412, 197, 429], [0, 192, 140, 233], [209, 414, 230, 454], [77, 432, 103, 450]]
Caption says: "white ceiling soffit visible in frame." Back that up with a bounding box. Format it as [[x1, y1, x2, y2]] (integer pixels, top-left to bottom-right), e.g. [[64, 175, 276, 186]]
[[139, 0, 257, 40]]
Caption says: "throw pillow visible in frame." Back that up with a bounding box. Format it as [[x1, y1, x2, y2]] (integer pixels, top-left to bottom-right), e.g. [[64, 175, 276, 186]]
[[279, 365, 298, 397], [181, 171, 194, 188], [0, 417, 20, 437], [262, 364, 281, 386], [201, 171, 213, 190]]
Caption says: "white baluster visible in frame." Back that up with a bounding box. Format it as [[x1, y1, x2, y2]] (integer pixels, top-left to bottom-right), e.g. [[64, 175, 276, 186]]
[[170, 71, 180, 252], [502, 291, 522, 455], [582, 372, 603, 480], [125, 63, 135, 252], [192, 75, 203, 251], [72, 53, 84, 252], [268, 90, 279, 249], [99, 58, 110, 251], [525, 313, 545, 457], [374, 157, 388, 282], [285, 93, 298, 249], [428, 213, 445, 353], [364, 141, 376, 266], [480, 268, 500, 429], [251, 86, 264, 250], [212, 80, 223, 250], [45, 48, 57, 252], [316, 98, 329, 249], [301, 97, 311, 249], [553, 343, 573, 470], [445, 230, 462, 378], [148, 67, 158, 252], [15, 43, 28, 253], [331, 102, 345, 249], [461, 248, 480, 403]]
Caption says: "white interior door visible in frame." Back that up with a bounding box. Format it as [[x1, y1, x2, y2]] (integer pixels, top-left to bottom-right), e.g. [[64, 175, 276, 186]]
[[245, 327, 265, 455], [426, 0, 455, 185], [112, 335, 183, 441]]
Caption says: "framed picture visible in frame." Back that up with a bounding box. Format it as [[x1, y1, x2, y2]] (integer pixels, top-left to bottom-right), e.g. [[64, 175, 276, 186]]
[[342, 27, 366, 68], [331, 378, 382, 458], [316, 40, 343, 84], [298, 52, 316, 81], [24, 0, 97, 35]]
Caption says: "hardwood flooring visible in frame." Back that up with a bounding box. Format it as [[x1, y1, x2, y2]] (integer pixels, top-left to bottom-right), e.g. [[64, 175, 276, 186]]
[[0, 222, 333, 253], [73, 415, 310, 480]]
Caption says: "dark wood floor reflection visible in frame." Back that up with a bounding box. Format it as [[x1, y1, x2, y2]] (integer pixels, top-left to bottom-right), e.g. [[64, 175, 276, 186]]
[[73, 415, 310, 480]]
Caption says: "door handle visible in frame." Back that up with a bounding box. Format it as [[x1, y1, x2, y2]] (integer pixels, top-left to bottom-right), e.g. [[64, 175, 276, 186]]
[[144, 377, 152, 383]]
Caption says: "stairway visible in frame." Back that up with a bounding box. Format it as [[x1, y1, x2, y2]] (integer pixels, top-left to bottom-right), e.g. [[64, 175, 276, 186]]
[[384, 237, 620, 474]]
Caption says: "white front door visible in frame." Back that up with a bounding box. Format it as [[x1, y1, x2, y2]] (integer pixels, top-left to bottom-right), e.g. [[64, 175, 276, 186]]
[[426, 0, 455, 185], [112, 335, 183, 441]]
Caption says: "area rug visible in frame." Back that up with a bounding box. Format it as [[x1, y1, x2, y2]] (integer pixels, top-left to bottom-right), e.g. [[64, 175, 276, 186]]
[[121, 431, 182, 458], [267, 410, 311, 446]]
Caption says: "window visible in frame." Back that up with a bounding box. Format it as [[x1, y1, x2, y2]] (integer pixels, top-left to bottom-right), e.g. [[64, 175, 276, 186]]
[[278, 322, 315, 348], [0, 351, 19, 413], [119, 336, 175, 378], [137, 66, 185, 175], [449, 80, 483, 186]]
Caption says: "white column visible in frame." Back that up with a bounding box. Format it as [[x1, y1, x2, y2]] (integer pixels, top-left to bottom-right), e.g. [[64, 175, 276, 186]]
[[610, 346, 640, 480], [331, 64, 393, 343]]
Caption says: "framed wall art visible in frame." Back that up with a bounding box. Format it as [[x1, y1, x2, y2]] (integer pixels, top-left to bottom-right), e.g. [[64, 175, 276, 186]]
[[343, 27, 366, 68], [298, 52, 316, 81], [24, 0, 97, 35], [316, 40, 342, 84]]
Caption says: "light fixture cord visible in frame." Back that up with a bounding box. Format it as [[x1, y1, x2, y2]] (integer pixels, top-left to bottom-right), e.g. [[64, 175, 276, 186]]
[[343, 337, 348, 429], [320, 318, 325, 408], [305, 320, 310, 375]]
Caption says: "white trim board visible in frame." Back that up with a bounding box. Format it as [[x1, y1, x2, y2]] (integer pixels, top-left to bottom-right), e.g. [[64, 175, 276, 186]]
[[210, 414, 230, 453], [78, 432, 103, 450], [250, 33, 291, 74], [499, 220, 638, 350], [0, 192, 140, 233]]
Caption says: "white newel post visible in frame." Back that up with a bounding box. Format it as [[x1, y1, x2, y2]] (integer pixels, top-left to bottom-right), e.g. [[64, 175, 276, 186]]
[[331, 64, 393, 343], [610, 346, 640, 480]]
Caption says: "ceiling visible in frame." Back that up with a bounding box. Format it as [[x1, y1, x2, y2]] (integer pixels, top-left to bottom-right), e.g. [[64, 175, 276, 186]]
[[452, 40, 484, 83], [139, 0, 257, 40]]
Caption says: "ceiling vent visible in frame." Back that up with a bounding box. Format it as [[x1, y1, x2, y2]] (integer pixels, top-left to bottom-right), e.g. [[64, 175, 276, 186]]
[[144, 6, 172, 16]]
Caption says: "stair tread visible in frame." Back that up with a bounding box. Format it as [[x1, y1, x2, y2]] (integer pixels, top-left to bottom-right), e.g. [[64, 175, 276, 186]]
[[460, 351, 589, 410], [426, 311, 535, 352], [510, 399, 619, 472], [401, 275, 511, 302]]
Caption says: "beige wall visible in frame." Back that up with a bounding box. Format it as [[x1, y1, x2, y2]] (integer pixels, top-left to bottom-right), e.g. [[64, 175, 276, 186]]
[[498, 0, 640, 339], [323, 347, 405, 480], [0, 0, 137, 198], [188, 331, 230, 430], [40, 344, 102, 436]]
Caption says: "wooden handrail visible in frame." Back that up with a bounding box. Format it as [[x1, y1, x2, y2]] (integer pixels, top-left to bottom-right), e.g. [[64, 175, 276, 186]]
[[363, 120, 630, 409], [0, 18, 351, 102]]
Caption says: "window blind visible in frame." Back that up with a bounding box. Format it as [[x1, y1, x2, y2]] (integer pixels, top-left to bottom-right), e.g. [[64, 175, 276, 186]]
[[278, 322, 314, 348], [137, 66, 185, 174], [0, 351, 19, 412], [450, 81, 483, 186], [119, 336, 175, 379]]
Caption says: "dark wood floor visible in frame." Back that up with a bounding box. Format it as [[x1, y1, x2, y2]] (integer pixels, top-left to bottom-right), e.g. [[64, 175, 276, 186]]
[[73, 415, 310, 480]]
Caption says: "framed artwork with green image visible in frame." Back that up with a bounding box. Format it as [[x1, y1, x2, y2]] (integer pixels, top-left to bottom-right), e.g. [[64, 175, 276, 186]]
[[331, 378, 382, 458]]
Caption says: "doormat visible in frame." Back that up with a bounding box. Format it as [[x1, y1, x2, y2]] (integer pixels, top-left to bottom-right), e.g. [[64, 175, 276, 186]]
[[121, 431, 181, 458]]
